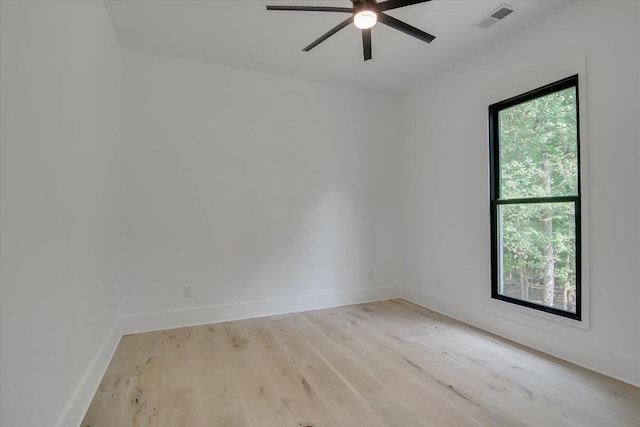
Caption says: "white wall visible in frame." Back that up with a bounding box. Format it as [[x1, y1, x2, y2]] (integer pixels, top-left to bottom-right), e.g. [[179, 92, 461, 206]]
[[2, 1, 638, 424], [403, 0, 640, 386], [0, 1, 121, 426], [119, 51, 404, 321]]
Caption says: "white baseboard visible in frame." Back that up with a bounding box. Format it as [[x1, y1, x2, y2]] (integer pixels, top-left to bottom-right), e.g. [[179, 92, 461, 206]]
[[57, 286, 401, 426], [122, 286, 403, 335], [400, 286, 640, 388], [55, 318, 123, 427], [60, 284, 639, 427]]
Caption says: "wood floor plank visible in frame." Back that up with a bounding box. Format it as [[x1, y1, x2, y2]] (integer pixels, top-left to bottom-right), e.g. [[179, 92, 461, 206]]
[[302, 308, 484, 424], [303, 306, 505, 422], [303, 302, 637, 427], [83, 331, 164, 427], [264, 315, 390, 427], [81, 372, 137, 427], [219, 320, 303, 427], [81, 299, 640, 427], [389, 300, 640, 425], [240, 318, 342, 426], [190, 327, 249, 427], [291, 313, 439, 427]]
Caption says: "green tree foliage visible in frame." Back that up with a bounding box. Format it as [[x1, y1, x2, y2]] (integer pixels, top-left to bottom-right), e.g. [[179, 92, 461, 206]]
[[498, 88, 578, 312]]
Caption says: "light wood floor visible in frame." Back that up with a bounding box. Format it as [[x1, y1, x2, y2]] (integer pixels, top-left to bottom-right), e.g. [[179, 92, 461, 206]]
[[82, 299, 640, 427]]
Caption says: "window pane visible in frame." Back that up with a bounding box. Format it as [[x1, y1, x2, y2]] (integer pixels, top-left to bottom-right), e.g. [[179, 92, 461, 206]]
[[499, 87, 578, 199], [497, 202, 577, 313]]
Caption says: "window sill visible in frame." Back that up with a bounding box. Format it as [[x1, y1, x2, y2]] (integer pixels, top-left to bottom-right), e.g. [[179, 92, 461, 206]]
[[488, 296, 590, 331]]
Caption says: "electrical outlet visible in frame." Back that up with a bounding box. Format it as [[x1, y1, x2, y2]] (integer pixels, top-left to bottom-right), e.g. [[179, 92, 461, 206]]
[[369, 270, 375, 281], [183, 286, 192, 298], [435, 277, 442, 288]]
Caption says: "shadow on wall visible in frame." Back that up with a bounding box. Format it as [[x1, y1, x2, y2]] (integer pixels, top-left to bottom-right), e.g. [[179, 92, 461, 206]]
[[119, 161, 375, 314], [242, 189, 366, 301], [118, 51, 400, 315]]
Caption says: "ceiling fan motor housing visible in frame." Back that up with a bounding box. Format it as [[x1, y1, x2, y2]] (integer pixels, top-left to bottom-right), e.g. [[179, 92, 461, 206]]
[[353, 0, 378, 13]]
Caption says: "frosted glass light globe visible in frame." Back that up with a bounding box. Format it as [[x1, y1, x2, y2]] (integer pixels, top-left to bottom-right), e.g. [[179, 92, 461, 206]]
[[354, 10, 377, 29]]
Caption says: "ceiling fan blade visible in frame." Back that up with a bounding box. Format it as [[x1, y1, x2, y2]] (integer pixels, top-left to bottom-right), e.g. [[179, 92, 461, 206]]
[[377, 0, 431, 12], [362, 29, 372, 61], [303, 17, 354, 51], [266, 5, 353, 13], [378, 13, 435, 43]]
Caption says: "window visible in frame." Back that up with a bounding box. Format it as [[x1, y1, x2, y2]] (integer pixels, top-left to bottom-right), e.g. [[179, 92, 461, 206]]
[[489, 75, 581, 320]]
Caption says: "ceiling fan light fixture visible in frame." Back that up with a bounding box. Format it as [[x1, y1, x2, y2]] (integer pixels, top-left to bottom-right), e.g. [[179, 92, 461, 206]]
[[266, 0, 436, 61], [354, 10, 377, 29]]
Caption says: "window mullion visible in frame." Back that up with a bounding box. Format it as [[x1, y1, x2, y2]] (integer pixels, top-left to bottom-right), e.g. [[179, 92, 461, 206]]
[[497, 195, 579, 205]]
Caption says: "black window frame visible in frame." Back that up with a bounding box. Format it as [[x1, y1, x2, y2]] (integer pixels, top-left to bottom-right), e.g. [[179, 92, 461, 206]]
[[489, 75, 582, 320]]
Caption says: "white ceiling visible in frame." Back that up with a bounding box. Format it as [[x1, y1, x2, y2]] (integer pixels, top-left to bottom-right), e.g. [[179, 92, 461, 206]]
[[104, 0, 574, 94]]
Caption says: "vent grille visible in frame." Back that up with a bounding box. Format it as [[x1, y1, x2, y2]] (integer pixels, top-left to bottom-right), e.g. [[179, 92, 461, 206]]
[[478, 4, 514, 29]]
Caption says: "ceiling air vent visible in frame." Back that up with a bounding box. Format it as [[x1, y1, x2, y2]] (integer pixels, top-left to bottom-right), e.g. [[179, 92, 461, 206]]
[[477, 4, 514, 29]]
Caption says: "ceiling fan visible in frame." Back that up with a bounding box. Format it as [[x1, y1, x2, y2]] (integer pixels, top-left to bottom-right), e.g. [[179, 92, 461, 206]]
[[266, 0, 435, 61]]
